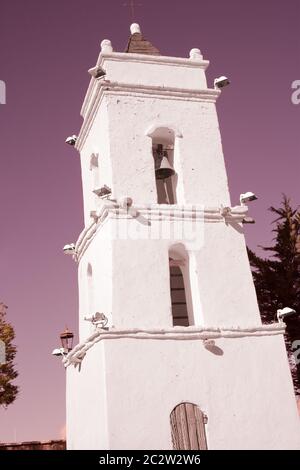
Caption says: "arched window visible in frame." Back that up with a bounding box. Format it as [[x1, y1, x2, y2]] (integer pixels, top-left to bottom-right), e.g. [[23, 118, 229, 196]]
[[170, 403, 208, 450], [149, 127, 177, 204], [87, 263, 93, 314], [90, 153, 99, 191], [169, 264, 189, 326], [169, 245, 194, 327]]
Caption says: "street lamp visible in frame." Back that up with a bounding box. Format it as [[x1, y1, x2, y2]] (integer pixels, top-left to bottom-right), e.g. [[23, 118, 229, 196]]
[[60, 327, 74, 352]]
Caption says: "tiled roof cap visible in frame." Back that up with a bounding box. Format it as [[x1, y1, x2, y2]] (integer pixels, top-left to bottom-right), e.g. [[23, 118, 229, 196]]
[[125, 23, 160, 56]]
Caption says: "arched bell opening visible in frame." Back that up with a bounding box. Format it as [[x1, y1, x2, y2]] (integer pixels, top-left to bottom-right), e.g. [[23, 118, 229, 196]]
[[149, 127, 177, 204]]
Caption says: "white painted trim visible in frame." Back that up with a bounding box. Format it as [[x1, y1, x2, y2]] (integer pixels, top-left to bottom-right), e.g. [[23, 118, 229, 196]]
[[79, 51, 209, 135], [76, 81, 220, 151], [63, 323, 285, 368]]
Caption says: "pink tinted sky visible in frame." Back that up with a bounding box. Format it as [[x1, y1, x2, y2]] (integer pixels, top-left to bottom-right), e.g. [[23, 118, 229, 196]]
[[0, 0, 299, 442]]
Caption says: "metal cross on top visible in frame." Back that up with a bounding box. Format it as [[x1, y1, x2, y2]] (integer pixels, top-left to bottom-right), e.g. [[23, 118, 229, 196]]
[[123, 0, 142, 22]]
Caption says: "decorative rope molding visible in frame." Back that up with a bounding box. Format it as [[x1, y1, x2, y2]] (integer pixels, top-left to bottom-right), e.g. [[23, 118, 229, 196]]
[[76, 219, 97, 252], [76, 81, 220, 150], [74, 203, 248, 262], [63, 323, 286, 368]]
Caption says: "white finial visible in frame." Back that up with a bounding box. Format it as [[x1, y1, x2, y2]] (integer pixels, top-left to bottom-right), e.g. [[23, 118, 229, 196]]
[[189, 48, 203, 60], [101, 39, 113, 53], [130, 23, 141, 35]]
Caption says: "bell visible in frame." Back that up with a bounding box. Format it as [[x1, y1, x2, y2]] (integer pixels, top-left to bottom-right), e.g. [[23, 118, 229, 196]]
[[155, 156, 175, 180]]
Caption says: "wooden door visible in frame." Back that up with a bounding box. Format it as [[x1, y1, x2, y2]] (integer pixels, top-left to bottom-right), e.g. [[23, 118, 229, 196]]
[[170, 403, 208, 450]]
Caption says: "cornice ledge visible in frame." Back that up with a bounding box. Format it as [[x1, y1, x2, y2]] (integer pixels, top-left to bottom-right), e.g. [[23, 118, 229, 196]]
[[99, 51, 210, 70], [63, 323, 285, 368], [80, 52, 209, 124], [74, 204, 248, 262], [76, 81, 219, 151], [102, 81, 219, 100]]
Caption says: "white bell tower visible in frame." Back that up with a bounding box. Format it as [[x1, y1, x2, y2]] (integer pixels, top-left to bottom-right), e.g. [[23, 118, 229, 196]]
[[65, 24, 300, 450]]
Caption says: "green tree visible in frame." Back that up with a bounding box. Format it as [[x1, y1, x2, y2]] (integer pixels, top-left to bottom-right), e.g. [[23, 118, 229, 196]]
[[0, 303, 18, 408], [248, 195, 300, 394]]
